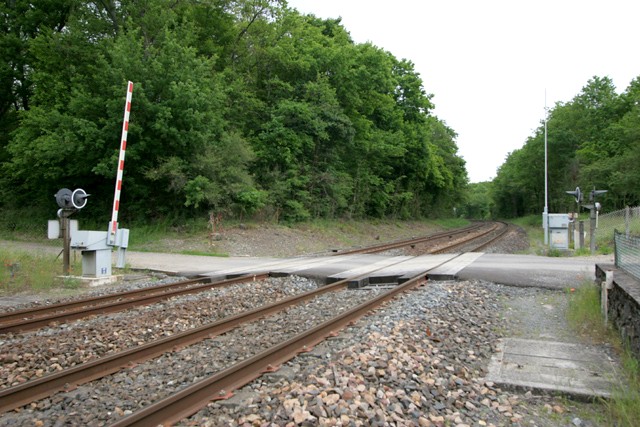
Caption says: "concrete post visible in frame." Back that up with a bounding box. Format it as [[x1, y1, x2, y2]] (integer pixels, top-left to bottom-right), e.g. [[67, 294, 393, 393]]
[[569, 221, 574, 248], [602, 270, 614, 326], [579, 221, 585, 249], [590, 207, 597, 254]]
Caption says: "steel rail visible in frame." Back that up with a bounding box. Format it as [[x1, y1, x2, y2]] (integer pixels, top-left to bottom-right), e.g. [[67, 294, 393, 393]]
[[0, 274, 269, 334], [0, 277, 210, 324], [0, 252, 421, 414], [429, 222, 504, 254], [0, 275, 348, 414], [469, 222, 511, 252], [109, 273, 429, 427], [333, 223, 485, 255], [0, 224, 479, 325]]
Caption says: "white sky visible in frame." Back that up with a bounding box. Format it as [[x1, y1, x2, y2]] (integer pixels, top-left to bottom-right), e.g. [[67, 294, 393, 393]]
[[286, 0, 640, 182]]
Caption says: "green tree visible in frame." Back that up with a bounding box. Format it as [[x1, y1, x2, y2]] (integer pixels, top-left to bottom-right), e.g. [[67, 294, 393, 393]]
[[602, 77, 640, 206], [0, 0, 74, 162], [462, 181, 494, 219], [0, 1, 470, 225], [493, 75, 640, 217]]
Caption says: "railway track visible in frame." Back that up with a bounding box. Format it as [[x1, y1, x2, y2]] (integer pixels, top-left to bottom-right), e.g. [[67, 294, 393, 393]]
[[430, 221, 510, 254], [0, 222, 510, 425], [0, 251, 434, 413], [0, 274, 353, 413], [0, 222, 507, 334], [471, 222, 512, 252], [111, 272, 429, 427], [333, 223, 486, 255], [0, 273, 268, 334]]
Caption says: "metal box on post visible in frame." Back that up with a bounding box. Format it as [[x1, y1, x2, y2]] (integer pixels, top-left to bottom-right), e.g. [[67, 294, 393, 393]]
[[548, 213, 570, 249], [70, 230, 112, 277]]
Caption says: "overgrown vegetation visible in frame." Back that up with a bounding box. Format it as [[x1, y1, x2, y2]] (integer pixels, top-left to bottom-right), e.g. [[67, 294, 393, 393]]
[[119, 217, 465, 253], [0, 248, 82, 294], [567, 284, 608, 340], [567, 284, 640, 426], [505, 214, 615, 256]]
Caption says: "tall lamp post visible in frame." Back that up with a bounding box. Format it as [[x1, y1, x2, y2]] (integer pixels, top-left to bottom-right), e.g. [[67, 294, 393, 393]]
[[543, 93, 549, 245]]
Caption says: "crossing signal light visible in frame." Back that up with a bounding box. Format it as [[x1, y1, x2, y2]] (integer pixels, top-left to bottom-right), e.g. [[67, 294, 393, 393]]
[[565, 187, 582, 203], [589, 189, 607, 202], [55, 188, 90, 209]]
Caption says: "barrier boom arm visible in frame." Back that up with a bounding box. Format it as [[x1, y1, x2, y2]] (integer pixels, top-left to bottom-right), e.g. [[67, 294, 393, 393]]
[[108, 81, 133, 245]]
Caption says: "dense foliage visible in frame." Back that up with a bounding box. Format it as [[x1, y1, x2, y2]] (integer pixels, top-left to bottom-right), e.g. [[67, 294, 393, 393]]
[[490, 76, 640, 218], [0, 0, 468, 225]]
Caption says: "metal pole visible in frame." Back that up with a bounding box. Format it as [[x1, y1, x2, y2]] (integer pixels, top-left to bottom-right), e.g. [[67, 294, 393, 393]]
[[61, 212, 70, 275], [543, 91, 549, 245]]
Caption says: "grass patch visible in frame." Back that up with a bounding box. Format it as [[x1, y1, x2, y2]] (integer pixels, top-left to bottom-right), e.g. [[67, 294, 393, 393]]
[[434, 217, 470, 229], [597, 243, 613, 255], [546, 248, 563, 257], [0, 248, 82, 294], [178, 250, 229, 257], [509, 214, 543, 228], [574, 247, 591, 256], [567, 283, 640, 426], [566, 284, 610, 341], [607, 349, 640, 427]]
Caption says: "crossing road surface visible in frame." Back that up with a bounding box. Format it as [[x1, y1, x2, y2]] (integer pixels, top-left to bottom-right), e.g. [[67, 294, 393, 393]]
[[124, 251, 612, 289]]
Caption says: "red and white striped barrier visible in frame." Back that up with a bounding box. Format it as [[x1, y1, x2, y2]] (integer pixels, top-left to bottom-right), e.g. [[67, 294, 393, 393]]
[[108, 81, 133, 245]]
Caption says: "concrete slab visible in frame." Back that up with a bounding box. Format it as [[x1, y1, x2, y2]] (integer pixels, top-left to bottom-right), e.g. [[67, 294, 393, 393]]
[[270, 254, 366, 277], [486, 338, 622, 399], [426, 252, 484, 280], [55, 274, 122, 287], [120, 249, 616, 290], [126, 252, 282, 275], [292, 254, 395, 284], [198, 255, 336, 279], [328, 255, 411, 285], [369, 254, 456, 283]]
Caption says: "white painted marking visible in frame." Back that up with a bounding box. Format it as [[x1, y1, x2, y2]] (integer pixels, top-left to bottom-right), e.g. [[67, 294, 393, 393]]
[[428, 252, 485, 276], [328, 256, 412, 279]]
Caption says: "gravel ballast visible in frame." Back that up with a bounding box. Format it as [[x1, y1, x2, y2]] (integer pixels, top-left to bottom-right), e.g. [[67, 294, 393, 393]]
[[181, 280, 604, 427], [0, 276, 319, 389]]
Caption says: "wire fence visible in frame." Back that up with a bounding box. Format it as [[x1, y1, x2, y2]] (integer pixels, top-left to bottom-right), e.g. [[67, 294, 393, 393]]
[[0, 220, 48, 239], [599, 206, 640, 280], [614, 230, 640, 281], [596, 206, 640, 242]]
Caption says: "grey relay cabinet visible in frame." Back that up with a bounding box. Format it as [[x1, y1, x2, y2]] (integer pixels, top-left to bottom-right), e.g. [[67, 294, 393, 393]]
[[548, 213, 570, 250]]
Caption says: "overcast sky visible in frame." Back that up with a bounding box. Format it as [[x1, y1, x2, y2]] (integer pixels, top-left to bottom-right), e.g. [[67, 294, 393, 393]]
[[286, 0, 640, 183]]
